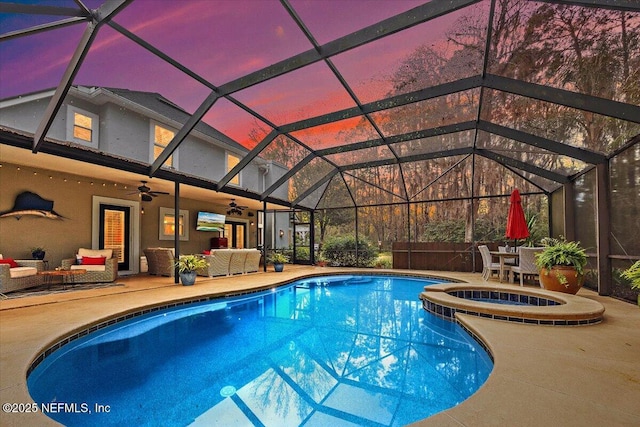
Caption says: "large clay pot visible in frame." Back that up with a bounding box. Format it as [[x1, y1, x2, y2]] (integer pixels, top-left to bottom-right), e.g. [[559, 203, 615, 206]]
[[539, 266, 584, 294]]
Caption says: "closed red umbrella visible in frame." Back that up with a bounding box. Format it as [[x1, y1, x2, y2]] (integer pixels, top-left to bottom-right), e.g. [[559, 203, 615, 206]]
[[506, 189, 529, 244]]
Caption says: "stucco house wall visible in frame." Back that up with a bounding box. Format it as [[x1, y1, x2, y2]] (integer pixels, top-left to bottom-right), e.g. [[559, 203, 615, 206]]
[[0, 87, 289, 199], [0, 162, 260, 273]]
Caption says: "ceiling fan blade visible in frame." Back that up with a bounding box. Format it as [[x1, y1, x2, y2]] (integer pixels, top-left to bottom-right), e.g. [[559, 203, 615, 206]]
[[149, 191, 170, 196]]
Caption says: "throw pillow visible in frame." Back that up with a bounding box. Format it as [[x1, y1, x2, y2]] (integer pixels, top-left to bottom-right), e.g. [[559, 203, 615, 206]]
[[0, 258, 19, 268], [82, 256, 106, 265], [202, 250, 211, 255]]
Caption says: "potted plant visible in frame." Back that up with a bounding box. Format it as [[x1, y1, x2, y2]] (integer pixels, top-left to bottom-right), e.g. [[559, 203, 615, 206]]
[[621, 260, 640, 307], [316, 252, 328, 267], [269, 252, 289, 272], [535, 237, 587, 294], [31, 246, 46, 260], [174, 255, 208, 286]]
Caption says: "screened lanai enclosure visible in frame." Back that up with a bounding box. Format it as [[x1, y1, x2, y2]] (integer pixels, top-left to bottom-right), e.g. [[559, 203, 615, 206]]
[[0, 0, 638, 301]]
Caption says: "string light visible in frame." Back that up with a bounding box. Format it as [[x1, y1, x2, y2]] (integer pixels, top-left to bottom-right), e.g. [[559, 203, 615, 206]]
[[3, 163, 129, 190]]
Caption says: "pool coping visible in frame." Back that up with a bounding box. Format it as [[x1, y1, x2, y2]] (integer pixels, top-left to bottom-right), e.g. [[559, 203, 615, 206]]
[[420, 282, 605, 325]]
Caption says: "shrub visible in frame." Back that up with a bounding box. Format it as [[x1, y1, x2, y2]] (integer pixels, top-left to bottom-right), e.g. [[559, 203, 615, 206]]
[[621, 260, 640, 290], [322, 236, 378, 267], [295, 246, 310, 261]]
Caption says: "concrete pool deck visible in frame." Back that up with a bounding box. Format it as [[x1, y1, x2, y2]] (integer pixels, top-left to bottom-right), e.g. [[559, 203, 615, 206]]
[[1, 267, 639, 426]]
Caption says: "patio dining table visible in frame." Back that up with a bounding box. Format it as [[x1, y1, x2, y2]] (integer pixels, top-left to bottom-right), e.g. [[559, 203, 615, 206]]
[[489, 251, 519, 283]]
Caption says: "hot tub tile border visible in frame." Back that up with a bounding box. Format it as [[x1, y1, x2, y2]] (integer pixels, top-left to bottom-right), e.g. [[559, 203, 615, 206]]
[[422, 297, 603, 327]]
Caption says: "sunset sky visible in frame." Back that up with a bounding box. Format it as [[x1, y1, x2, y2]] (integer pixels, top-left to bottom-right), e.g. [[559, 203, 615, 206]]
[[0, 0, 465, 147]]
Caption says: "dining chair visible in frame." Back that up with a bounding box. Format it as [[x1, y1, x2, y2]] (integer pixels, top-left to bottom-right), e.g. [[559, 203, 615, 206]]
[[479, 245, 502, 281], [511, 247, 543, 286]]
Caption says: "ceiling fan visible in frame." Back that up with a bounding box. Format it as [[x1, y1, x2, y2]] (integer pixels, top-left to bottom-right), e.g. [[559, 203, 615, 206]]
[[227, 199, 248, 216], [128, 180, 169, 202]]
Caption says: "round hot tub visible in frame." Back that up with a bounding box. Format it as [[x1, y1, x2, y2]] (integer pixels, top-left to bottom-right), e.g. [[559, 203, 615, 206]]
[[420, 283, 604, 326]]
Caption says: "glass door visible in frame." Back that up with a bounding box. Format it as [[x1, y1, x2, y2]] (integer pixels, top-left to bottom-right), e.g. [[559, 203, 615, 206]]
[[225, 221, 246, 248], [292, 210, 312, 264]]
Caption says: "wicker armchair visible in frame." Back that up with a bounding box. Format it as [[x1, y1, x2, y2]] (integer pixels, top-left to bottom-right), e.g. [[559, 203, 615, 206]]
[[61, 248, 118, 283], [144, 248, 175, 277], [0, 259, 45, 294]]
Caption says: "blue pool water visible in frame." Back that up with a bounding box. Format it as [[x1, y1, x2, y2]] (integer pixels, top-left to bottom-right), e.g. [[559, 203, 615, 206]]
[[28, 275, 493, 426]]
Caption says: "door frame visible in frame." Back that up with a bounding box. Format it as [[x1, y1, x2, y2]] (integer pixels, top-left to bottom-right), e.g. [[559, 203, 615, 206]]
[[92, 196, 141, 275], [99, 204, 131, 271], [225, 220, 248, 248]]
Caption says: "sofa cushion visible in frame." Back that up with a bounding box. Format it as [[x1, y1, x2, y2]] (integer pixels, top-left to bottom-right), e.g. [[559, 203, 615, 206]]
[[78, 248, 113, 259], [0, 258, 19, 268], [71, 265, 106, 272], [82, 256, 106, 265], [9, 266, 37, 278]]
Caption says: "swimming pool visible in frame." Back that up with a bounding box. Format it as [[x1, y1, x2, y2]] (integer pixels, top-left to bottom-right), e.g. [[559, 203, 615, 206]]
[[28, 274, 493, 426]]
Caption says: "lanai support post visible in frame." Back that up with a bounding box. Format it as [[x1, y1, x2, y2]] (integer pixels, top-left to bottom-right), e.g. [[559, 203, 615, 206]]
[[407, 202, 411, 270], [174, 181, 180, 284], [310, 210, 315, 265], [563, 183, 576, 242], [596, 162, 612, 295], [263, 201, 267, 272], [355, 207, 359, 267]]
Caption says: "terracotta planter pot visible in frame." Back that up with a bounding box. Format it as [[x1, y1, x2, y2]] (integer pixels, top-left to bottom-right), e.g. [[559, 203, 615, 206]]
[[539, 266, 584, 294]]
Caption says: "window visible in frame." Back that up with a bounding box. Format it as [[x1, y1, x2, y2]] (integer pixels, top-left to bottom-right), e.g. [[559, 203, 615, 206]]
[[74, 112, 93, 141], [152, 123, 176, 169], [66, 106, 99, 148], [227, 152, 240, 185], [159, 207, 189, 241]]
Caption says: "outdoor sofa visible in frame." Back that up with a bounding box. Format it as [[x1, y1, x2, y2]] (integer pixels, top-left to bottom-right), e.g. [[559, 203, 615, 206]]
[[197, 249, 261, 277], [0, 255, 45, 294]]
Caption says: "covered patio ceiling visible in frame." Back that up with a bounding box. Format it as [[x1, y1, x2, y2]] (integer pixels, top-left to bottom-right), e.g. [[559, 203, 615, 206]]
[[1, 0, 639, 211]]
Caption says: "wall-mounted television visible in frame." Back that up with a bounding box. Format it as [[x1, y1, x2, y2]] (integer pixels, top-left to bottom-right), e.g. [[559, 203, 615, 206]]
[[196, 212, 225, 232]]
